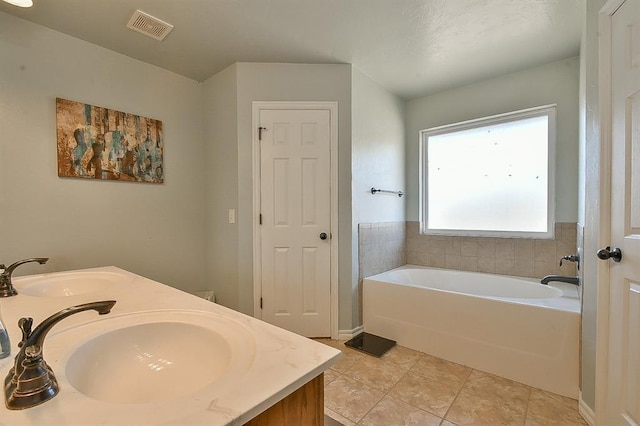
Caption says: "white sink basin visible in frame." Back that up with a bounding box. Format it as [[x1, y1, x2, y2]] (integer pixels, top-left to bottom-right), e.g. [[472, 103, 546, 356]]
[[56, 310, 255, 404], [15, 271, 125, 297]]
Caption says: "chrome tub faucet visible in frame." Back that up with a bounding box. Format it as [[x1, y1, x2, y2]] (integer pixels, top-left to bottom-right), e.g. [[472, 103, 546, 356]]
[[540, 275, 579, 285], [4, 300, 116, 410], [0, 258, 49, 297]]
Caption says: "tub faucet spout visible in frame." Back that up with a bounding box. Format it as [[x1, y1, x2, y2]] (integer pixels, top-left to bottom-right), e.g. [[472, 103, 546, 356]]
[[0, 258, 49, 298], [540, 275, 579, 285]]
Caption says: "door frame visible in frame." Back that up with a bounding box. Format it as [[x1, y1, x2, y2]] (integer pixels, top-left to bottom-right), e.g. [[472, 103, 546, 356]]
[[595, 0, 624, 422], [251, 101, 339, 339]]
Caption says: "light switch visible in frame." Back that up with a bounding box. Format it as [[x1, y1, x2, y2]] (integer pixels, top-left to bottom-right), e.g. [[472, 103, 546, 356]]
[[228, 209, 235, 224]]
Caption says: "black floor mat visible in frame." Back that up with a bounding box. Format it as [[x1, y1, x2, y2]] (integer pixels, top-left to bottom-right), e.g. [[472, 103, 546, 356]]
[[344, 332, 396, 357]]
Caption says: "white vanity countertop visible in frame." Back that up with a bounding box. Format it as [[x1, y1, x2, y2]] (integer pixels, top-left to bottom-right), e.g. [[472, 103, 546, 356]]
[[0, 266, 341, 425]]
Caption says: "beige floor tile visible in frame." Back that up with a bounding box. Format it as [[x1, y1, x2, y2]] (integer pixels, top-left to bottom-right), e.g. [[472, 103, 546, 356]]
[[331, 356, 362, 374], [381, 344, 424, 369], [524, 415, 586, 426], [525, 388, 587, 425], [315, 338, 346, 349], [445, 370, 530, 426], [324, 368, 340, 386], [315, 340, 366, 374], [359, 395, 442, 426], [344, 355, 408, 392], [316, 339, 361, 353], [388, 370, 463, 417], [319, 339, 586, 425], [324, 407, 356, 426], [410, 354, 472, 386], [324, 413, 344, 426], [330, 351, 365, 374], [324, 375, 384, 423]]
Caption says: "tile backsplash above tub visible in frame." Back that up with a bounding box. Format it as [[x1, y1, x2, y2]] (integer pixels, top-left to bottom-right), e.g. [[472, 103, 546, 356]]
[[406, 221, 578, 279], [358, 221, 578, 281], [358, 222, 406, 280]]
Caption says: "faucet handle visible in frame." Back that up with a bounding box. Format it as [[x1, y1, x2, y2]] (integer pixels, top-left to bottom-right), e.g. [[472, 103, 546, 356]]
[[17, 317, 33, 347], [559, 254, 580, 267]]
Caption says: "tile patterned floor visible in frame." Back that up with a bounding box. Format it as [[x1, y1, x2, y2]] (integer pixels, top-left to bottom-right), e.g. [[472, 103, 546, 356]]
[[316, 339, 587, 426]]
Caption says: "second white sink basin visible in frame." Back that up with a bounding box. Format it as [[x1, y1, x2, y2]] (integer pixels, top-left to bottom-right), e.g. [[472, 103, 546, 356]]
[[51, 310, 256, 404], [16, 271, 126, 297]]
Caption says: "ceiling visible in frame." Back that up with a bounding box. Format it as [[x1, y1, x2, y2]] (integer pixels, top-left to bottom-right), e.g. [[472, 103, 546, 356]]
[[0, 0, 584, 100]]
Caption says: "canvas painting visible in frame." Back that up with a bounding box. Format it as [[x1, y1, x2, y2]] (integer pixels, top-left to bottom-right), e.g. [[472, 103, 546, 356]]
[[56, 98, 164, 183]]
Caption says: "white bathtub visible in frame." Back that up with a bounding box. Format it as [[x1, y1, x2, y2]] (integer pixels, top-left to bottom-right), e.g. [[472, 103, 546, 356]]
[[363, 265, 580, 397]]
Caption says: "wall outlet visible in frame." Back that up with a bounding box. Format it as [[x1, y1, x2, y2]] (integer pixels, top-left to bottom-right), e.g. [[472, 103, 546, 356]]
[[228, 209, 235, 224]]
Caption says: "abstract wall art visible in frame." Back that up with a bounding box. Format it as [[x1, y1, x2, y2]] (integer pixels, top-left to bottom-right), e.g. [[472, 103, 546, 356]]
[[56, 98, 164, 183]]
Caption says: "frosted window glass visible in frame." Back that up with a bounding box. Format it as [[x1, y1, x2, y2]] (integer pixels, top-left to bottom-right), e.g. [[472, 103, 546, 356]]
[[426, 115, 549, 233]]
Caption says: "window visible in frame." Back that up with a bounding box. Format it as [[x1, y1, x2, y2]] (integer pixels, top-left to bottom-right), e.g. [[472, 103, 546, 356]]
[[421, 105, 555, 238]]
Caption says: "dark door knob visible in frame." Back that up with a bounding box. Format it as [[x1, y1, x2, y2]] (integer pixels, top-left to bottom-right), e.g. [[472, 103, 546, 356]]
[[597, 246, 622, 262], [319, 232, 328, 240]]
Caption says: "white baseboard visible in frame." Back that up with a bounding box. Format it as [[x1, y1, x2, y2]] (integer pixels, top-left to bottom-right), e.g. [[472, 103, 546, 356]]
[[578, 391, 595, 426], [337, 325, 363, 340]]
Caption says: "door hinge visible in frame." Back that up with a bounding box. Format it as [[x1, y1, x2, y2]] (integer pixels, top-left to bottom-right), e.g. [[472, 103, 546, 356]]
[[260, 297, 263, 309], [258, 126, 267, 141], [259, 213, 262, 225]]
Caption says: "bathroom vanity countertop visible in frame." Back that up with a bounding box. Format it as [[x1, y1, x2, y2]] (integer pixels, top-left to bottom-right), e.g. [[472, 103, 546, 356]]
[[0, 266, 341, 425]]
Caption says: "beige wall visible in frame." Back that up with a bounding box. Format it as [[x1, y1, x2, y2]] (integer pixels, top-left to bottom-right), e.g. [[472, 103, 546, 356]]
[[235, 63, 353, 323], [351, 68, 406, 225], [202, 64, 239, 308], [202, 63, 356, 329], [0, 12, 206, 291], [352, 68, 406, 325]]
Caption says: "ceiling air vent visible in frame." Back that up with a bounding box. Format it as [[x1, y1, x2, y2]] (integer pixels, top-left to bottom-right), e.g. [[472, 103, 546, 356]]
[[126, 10, 174, 41]]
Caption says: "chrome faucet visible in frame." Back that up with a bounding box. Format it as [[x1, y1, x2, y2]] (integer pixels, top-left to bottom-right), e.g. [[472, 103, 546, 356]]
[[4, 300, 116, 410], [540, 275, 579, 285], [0, 258, 49, 297]]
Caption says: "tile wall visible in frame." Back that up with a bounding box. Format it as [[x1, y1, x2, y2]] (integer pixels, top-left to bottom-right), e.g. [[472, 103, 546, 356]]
[[406, 221, 578, 279], [358, 221, 578, 280], [358, 222, 406, 280]]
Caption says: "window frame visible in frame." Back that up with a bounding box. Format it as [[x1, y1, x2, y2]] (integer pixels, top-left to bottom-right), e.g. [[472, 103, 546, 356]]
[[420, 104, 557, 239]]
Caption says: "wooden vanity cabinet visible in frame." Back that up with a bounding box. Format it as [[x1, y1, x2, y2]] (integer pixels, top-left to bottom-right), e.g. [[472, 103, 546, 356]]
[[244, 373, 324, 426]]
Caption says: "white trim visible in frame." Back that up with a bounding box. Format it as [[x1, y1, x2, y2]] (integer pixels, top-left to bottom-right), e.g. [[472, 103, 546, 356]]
[[338, 325, 364, 340], [419, 104, 557, 239], [421, 104, 557, 135], [252, 106, 262, 318], [579, 391, 596, 426], [595, 1, 621, 423], [595, 1, 618, 423], [251, 101, 340, 340]]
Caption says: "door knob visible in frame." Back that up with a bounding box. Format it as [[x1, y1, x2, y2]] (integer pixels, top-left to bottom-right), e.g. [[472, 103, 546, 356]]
[[596, 246, 622, 262], [319, 233, 328, 240]]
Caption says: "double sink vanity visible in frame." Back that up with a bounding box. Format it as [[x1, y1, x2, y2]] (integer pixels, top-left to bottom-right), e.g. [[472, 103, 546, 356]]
[[0, 264, 341, 424]]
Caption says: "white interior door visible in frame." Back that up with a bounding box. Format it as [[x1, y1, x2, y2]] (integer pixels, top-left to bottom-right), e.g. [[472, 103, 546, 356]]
[[259, 108, 332, 337], [604, 0, 640, 424]]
